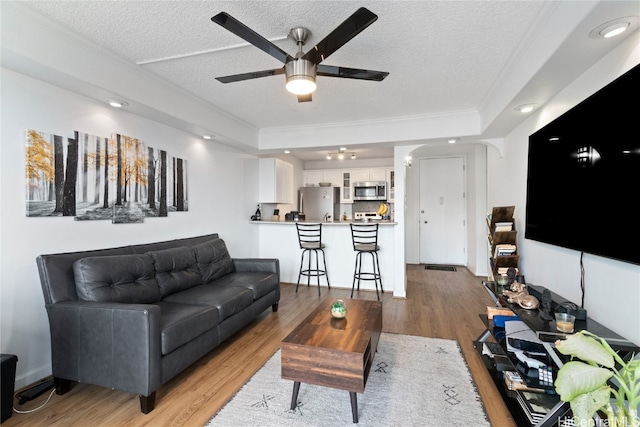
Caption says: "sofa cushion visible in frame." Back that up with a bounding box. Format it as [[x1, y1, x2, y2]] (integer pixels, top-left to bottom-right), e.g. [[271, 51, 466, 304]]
[[209, 272, 278, 300], [192, 239, 234, 284], [146, 246, 202, 297], [155, 301, 218, 355], [162, 284, 253, 321], [73, 254, 160, 303]]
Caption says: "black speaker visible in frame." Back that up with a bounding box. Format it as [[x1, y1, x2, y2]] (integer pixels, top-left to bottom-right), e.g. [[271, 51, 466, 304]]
[[1, 354, 17, 423]]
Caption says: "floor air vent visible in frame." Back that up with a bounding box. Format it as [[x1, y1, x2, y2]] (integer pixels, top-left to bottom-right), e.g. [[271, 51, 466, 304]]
[[425, 265, 457, 271]]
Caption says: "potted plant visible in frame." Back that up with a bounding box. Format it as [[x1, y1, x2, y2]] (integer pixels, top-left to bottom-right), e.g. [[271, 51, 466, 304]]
[[554, 330, 639, 427]]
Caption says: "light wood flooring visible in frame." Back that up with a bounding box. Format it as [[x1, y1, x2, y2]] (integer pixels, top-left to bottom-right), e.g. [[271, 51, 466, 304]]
[[6, 265, 515, 426]]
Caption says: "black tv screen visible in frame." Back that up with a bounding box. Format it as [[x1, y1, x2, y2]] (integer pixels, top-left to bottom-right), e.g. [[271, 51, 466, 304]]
[[525, 64, 640, 265]]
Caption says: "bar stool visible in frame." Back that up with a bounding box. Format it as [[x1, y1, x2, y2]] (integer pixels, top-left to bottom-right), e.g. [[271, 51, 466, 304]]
[[295, 223, 330, 296], [350, 223, 384, 301]]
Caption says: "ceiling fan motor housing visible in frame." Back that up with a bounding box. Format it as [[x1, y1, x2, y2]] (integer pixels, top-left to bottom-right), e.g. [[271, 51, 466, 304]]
[[285, 59, 317, 94]]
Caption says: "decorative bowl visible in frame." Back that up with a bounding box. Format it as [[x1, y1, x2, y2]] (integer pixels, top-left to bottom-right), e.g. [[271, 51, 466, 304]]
[[318, 182, 332, 187], [330, 299, 347, 318]]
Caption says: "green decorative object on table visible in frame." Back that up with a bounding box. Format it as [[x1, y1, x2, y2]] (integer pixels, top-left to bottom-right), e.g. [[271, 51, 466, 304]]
[[331, 299, 347, 318]]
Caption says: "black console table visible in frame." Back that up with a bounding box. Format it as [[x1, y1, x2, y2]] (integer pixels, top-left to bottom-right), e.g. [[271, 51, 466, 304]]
[[474, 281, 639, 427]]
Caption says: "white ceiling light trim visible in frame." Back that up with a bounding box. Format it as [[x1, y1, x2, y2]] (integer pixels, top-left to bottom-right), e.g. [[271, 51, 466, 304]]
[[515, 103, 537, 113], [589, 16, 638, 39], [108, 99, 128, 108]]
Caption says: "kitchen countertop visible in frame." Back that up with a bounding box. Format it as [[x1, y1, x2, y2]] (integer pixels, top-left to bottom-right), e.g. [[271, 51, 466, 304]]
[[250, 220, 397, 225]]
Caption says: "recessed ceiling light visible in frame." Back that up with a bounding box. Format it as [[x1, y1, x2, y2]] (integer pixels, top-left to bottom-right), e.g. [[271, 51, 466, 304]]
[[108, 99, 128, 108], [448, 138, 458, 144], [351, 153, 356, 159], [202, 135, 212, 140], [516, 104, 537, 113], [284, 150, 290, 154], [601, 22, 629, 38], [589, 17, 638, 39], [326, 154, 332, 160], [339, 147, 347, 152]]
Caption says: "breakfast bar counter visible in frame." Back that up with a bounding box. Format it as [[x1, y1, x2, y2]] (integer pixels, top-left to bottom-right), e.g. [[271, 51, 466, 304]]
[[252, 220, 396, 293]]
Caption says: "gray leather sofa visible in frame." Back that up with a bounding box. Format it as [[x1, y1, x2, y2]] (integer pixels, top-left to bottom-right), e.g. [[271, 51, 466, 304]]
[[36, 234, 280, 413]]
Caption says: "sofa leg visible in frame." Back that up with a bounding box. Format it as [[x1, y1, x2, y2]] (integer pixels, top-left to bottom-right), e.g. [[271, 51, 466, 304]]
[[140, 392, 156, 414], [54, 377, 72, 395], [272, 302, 279, 312]]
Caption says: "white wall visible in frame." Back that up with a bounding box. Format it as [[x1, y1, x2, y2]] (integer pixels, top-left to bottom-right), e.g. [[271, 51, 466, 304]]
[[0, 68, 260, 388], [487, 35, 640, 345]]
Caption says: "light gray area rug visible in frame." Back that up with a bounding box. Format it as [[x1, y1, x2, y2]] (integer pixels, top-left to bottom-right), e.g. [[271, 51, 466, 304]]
[[207, 333, 490, 426]]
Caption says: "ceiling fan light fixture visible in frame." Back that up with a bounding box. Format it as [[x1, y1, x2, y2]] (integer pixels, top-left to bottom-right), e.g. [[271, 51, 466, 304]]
[[285, 59, 317, 95]]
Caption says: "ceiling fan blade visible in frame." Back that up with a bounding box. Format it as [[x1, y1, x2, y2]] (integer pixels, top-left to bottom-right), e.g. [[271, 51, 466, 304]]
[[297, 94, 312, 103], [317, 64, 389, 81], [212, 12, 293, 64], [302, 7, 378, 65], [216, 67, 285, 83]]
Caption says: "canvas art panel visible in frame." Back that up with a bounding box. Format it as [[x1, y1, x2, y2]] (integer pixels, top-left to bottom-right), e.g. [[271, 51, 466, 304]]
[[25, 129, 188, 223]]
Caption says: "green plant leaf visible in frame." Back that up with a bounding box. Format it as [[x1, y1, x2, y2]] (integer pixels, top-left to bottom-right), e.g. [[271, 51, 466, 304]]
[[570, 387, 611, 427], [555, 361, 613, 401], [555, 331, 615, 368]]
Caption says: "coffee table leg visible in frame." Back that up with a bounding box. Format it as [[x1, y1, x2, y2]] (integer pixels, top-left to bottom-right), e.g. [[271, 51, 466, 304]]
[[290, 381, 301, 410], [350, 392, 358, 423]]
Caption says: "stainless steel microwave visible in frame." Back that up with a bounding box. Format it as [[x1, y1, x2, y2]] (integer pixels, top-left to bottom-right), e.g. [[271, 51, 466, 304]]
[[353, 181, 387, 201]]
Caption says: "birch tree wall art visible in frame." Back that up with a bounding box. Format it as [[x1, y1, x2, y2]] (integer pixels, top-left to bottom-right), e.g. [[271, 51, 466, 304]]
[[25, 129, 189, 224]]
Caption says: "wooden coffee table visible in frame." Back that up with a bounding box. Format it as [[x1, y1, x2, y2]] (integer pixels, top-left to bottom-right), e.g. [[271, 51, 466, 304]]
[[281, 298, 383, 423]]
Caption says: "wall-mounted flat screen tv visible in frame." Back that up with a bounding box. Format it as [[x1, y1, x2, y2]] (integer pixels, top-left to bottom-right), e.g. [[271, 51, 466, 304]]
[[525, 64, 639, 265]]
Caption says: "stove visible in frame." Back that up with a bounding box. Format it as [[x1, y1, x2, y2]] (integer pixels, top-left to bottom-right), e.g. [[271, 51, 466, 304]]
[[354, 212, 382, 221]]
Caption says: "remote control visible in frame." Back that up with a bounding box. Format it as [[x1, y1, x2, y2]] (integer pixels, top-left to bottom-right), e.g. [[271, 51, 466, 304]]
[[514, 350, 545, 369]]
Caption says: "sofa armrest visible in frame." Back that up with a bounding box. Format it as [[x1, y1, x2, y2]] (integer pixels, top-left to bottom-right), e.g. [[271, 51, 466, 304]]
[[232, 258, 280, 276], [45, 300, 162, 396]]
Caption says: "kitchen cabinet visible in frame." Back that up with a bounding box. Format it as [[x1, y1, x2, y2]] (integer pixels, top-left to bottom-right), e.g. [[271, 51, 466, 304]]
[[341, 171, 352, 203], [369, 168, 387, 181], [303, 167, 392, 204], [259, 158, 293, 204], [386, 168, 395, 203], [303, 170, 323, 186], [323, 170, 341, 187], [352, 169, 370, 182]]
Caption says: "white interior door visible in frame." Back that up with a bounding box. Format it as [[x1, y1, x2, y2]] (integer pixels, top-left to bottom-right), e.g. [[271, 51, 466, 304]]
[[419, 157, 466, 265]]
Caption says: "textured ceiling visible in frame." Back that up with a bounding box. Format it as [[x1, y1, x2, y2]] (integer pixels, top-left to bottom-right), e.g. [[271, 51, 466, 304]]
[[21, 1, 544, 127], [11, 1, 640, 161]]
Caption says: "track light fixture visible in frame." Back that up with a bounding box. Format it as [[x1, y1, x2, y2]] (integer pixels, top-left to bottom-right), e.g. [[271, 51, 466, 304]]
[[326, 148, 355, 160]]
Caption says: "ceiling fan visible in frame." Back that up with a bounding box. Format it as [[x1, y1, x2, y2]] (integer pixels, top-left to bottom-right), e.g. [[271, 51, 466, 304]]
[[211, 7, 389, 102]]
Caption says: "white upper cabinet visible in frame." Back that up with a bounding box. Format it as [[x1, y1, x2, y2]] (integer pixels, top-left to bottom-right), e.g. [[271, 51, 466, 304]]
[[303, 170, 323, 186], [259, 158, 293, 204], [352, 169, 370, 182], [369, 168, 387, 182], [323, 170, 341, 187], [341, 171, 352, 203], [386, 168, 395, 202], [303, 166, 392, 204]]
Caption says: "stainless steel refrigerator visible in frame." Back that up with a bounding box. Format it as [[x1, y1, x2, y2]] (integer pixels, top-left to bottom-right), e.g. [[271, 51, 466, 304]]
[[298, 187, 341, 221]]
